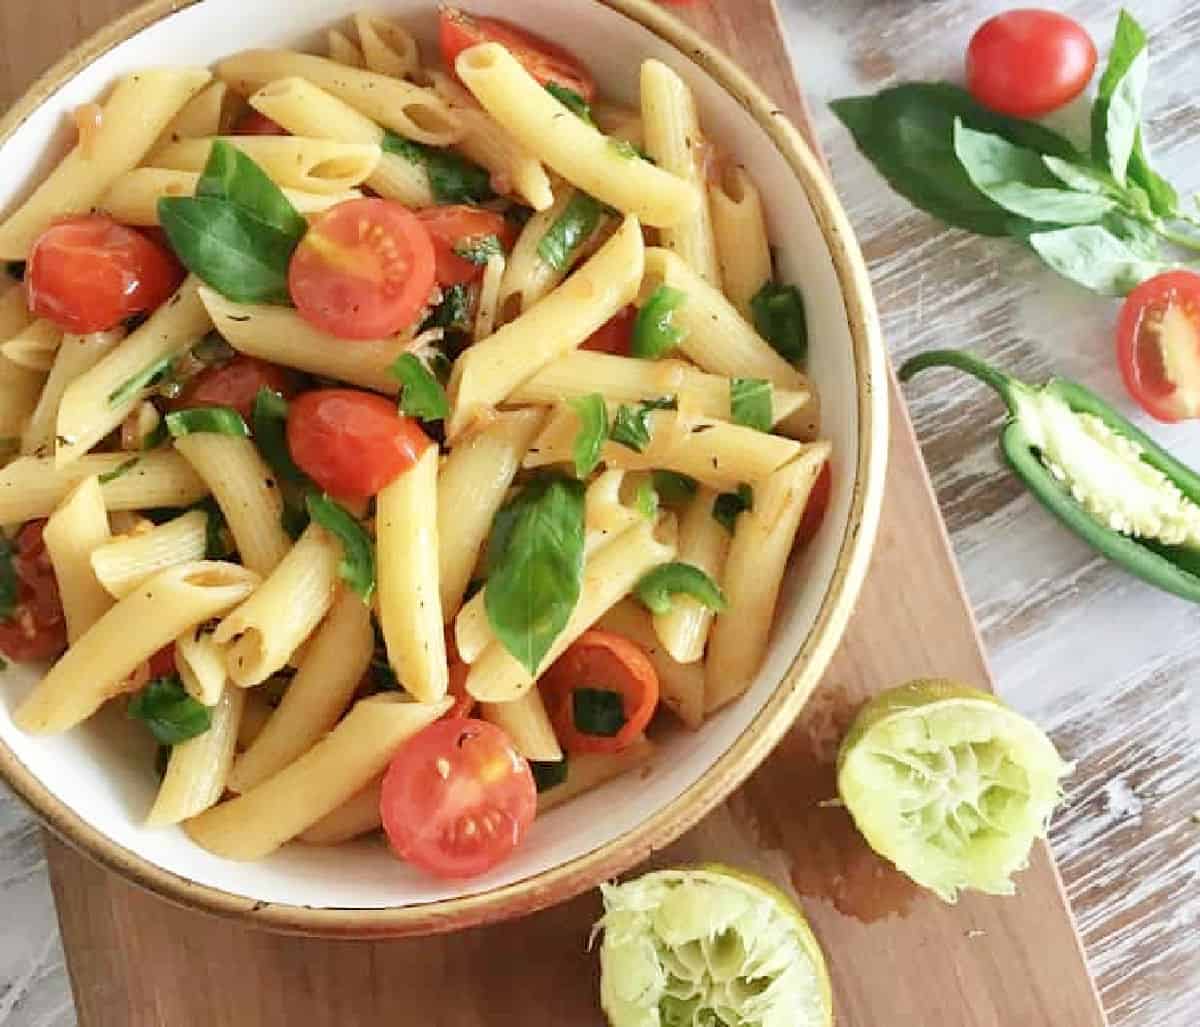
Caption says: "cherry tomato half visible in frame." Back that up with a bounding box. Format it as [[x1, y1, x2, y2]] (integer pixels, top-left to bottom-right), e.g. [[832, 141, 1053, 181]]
[[439, 7, 595, 101], [0, 521, 67, 664], [540, 629, 659, 755], [581, 306, 636, 356], [26, 215, 184, 333], [415, 206, 516, 288], [966, 9, 1096, 118], [381, 717, 536, 879], [287, 388, 431, 499], [797, 460, 832, 548], [233, 110, 287, 136], [1116, 270, 1200, 422], [288, 198, 436, 340], [171, 355, 293, 421]]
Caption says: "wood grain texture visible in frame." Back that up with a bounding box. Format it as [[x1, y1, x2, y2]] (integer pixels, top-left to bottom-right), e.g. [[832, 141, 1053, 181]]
[[0, 0, 1176, 1024]]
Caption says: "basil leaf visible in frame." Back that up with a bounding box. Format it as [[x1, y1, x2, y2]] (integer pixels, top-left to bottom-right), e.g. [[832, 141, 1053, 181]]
[[390, 353, 449, 421], [569, 393, 608, 478], [381, 132, 493, 204], [196, 496, 234, 559], [452, 234, 503, 266], [107, 353, 175, 407], [538, 192, 603, 271], [634, 479, 658, 521], [572, 688, 625, 737], [485, 474, 586, 675], [712, 483, 753, 533], [750, 282, 807, 365], [545, 83, 594, 124], [1041, 156, 1118, 196], [195, 140, 307, 239], [635, 561, 727, 616], [306, 493, 376, 602], [608, 138, 640, 160], [252, 388, 308, 483], [165, 406, 250, 438], [281, 495, 310, 542], [531, 757, 568, 792], [128, 675, 211, 745], [192, 332, 236, 365], [1028, 224, 1172, 296], [730, 378, 772, 432], [952, 121, 1116, 225], [155, 744, 171, 779], [141, 419, 169, 451], [1091, 10, 1146, 188], [610, 397, 675, 454], [632, 285, 687, 359], [832, 82, 1079, 237], [652, 470, 697, 506], [0, 535, 17, 620], [159, 196, 300, 304], [422, 282, 475, 333], [1101, 210, 1163, 260], [97, 457, 140, 485]]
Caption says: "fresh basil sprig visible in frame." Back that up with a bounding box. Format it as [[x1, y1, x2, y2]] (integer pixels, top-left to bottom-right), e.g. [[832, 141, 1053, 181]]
[[485, 474, 586, 675], [422, 282, 475, 334], [750, 283, 807, 365], [635, 561, 727, 616], [538, 193, 604, 271], [128, 675, 211, 745], [251, 388, 308, 483], [382, 132, 493, 204], [306, 493, 376, 602], [569, 393, 608, 478], [730, 378, 772, 432], [390, 353, 449, 421], [545, 83, 595, 125], [632, 285, 687, 359], [712, 483, 753, 533], [610, 397, 676, 453]]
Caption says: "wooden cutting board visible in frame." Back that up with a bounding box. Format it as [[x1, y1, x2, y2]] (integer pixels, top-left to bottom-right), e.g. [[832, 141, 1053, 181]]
[[1, 1, 1109, 1024]]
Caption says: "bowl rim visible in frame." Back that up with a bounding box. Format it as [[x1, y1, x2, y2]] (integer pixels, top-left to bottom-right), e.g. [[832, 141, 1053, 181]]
[[0, 0, 888, 938]]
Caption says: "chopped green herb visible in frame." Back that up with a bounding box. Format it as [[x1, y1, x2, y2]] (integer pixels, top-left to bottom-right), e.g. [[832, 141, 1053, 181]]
[[97, 457, 140, 485], [538, 192, 604, 271], [635, 479, 659, 521], [141, 419, 169, 451], [251, 388, 308, 483], [572, 687, 626, 736], [422, 282, 475, 334], [382, 132, 494, 204], [651, 470, 698, 506], [569, 393, 608, 478], [0, 535, 16, 621], [713, 483, 753, 533], [107, 354, 175, 408], [750, 282, 808, 365], [390, 353, 450, 421], [128, 675, 211, 745], [608, 138, 641, 160], [610, 396, 677, 454], [635, 561, 727, 616], [452, 233, 504, 265], [546, 82, 595, 124], [280, 495, 310, 542], [165, 406, 250, 438], [531, 757, 569, 792], [306, 493, 376, 602], [194, 139, 308, 237], [632, 285, 687, 359], [730, 377, 773, 432], [154, 744, 172, 778]]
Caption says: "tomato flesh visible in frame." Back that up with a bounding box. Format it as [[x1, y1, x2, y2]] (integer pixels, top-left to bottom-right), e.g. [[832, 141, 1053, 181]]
[[581, 306, 636, 356], [540, 629, 659, 755], [0, 520, 67, 664], [27, 215, 184, 333], [287, 388, 431, 499], [1117, 270, 1200, 422], [446, 659, 477, 720], [288, 198, 436, 340], [966, 10, 1096, 118], [233, 110, 287, 136], [439, 7, 595, 101], [416, 206, 515, 287], [380, 717, 536, 879], [171, 355, 293, 421]]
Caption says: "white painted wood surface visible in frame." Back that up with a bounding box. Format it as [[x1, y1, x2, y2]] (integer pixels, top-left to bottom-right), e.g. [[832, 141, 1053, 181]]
[[0, 1, 1195, 1024]]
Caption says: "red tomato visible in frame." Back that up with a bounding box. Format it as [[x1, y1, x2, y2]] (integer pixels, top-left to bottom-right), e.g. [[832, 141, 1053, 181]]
[[439, 7, 595, 101], [288, 199, 436, 340], [287, 388, 431, 499], [381, 717, 536, 878], [233, 110, 287, 136], [540, 629, 659, 755], [0, 521, 67, 664], [1116, 270, 1200, 422], [797, 460, 832, 548], [416, 206, 516, 287], [446, 659, 477, 720], [26, 215, 184, 333], [147, 643, 177, 679], [966, 10, 1096, 118], [171, 355, 293, 421], [581, 306, 636, 356]]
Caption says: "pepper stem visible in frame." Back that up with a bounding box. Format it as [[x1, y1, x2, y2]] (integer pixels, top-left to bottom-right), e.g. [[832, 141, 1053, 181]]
[[898, 348, 1021, 409]]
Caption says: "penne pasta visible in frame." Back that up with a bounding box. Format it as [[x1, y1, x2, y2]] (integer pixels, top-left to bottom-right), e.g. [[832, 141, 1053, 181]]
[[184, 693, 451, 860], [479, 689, 563, 762], [21, 329, 124, 457], [474, 252, 506, 341], [14, 561, 258, 734], [455, 43, 698, 227], [0, 278, 34, 338], [42, 476, 112, 643], [237, 687, 274, 751], [537, 737, 656, 813], [0, 356, 42, 452], [710, 165, 772, 318], [300, 776, 383, 845], [154, 80, 236, 149], [91, 509, 209, 599], [175, 623, 228, 706], [354, 12, 420, 79], [1, 319, 62, 373], [452, 106, 554, 212], [327, 28, 366, 68]]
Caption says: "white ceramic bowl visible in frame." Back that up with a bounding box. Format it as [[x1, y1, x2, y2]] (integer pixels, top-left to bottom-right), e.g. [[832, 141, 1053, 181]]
[[0, 0, 886, 935]]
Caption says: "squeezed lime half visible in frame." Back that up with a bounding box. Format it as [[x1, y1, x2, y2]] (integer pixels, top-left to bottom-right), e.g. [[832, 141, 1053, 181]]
[[837, 679, 1071, 903], [596, 865, 832, 1027]]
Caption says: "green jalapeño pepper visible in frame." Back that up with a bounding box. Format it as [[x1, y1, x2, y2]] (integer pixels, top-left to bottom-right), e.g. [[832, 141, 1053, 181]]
[[900, 348, 1200, 603]]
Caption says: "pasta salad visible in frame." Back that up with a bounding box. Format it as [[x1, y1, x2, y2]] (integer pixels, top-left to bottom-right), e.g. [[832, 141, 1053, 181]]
[[0, 8, 829, 880]]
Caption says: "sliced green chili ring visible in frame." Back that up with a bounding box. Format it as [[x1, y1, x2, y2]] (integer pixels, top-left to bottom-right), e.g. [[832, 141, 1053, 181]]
[[165, 406, 250, 438]]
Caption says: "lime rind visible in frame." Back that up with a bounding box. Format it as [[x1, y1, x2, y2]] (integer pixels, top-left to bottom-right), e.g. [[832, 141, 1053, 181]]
[[837, 680, 1072, 903], [597, 867, 832, 1027]]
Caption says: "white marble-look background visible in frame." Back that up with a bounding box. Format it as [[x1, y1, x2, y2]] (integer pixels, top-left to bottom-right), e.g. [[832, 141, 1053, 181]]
[[0, 1, 1197, 1024]]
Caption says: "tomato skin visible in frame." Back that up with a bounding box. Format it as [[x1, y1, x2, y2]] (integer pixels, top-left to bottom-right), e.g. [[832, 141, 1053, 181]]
[[966, 10, 1096, 118], [1116, 270, 1200, 422], [416, 206, 515, 287], [797, 461, 832, 548], [381, 717, 536, 879], [147, 643, 177, 679], [26, 215, 184, 333], [287, 388, 431, 499], [288, 198, 436, 340], [439, 7, 595, 101], [581, 306, 636, 356], [541, 629, 659, 755], [0, 521, 67, 664], [233, 110, 287, 136], [171, 355, 293, 421]]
